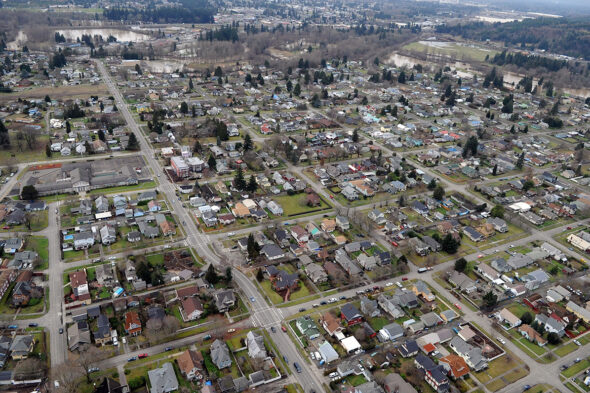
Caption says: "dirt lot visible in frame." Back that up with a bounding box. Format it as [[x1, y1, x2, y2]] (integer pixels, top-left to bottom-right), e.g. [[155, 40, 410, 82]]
[[0, 83, 110, 102]]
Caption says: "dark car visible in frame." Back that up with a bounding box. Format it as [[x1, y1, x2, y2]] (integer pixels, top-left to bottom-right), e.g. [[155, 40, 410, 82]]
[[28, 323, 38, 327], [299, 308, 306, 312], [294, 362, 302, 373], [127, 357, 137, 362], [320, 301, 327, 305], [165, 347, 173, 351], [270, 326, 276, 333], [59, 328, 64, 334]]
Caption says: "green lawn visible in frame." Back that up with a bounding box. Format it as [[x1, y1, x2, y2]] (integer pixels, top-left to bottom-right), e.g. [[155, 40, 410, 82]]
[[259, 280, 286, 304], [28, 236, 49, 270], [368, 316, 391, 331], [555, 342, 578, 357], [63, 249, 85, 261], [272, 194, 332, 217], [88, 181, 157, 195], [563, 359, 590, 378]]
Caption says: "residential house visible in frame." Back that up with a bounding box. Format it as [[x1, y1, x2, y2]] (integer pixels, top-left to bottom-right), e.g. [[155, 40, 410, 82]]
[[321, 312, 344, 337], [398, 340, 420, 357], [413, 281, 435, 302], [305, 263, 328, 283], [10, 335, 34, 360], [488, 217, 508, 233], [93, 314, 113, 346], [296, 317, 321, 340], [378, 294, 405, 319], [318, 341, 339, 364], [383, 373, 418, 393], [246, 331, 267, 359], [518, 324, 547, 346], [177, 349, 204, 381], [360, 296, 381, 318], [448, 271, 477, 294], [124, 311, 142, 336], [379, 323, 404, 342], [148, 362, 179, 393], [214, 290, 236, 313], [414, 354, 450, 392], [341, 303, 363, 326], [100, 225, 117, 245], [69, 271, 89, 297], [449, 336, 488, 372], [181, 297, 204, 321], [74, 231, 95, 250], [534, 314, 566, 337], [439, 354, 470, 379], [210, 339, 232, 369]]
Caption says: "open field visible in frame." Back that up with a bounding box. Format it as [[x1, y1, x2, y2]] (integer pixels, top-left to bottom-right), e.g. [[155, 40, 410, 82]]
[[0, 84, 110, 102], [403, 41, 498, 63]]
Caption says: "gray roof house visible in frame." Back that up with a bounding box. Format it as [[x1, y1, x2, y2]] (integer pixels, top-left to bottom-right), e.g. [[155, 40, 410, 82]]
[[449, 336, 488, 371], [378, 294, 405, 319], [214, 290, 236, 313], [318, 341, 339, 364], [74, 231, 95, 250], [148, 362, 179, 393], [378, 323, 404, 342], [246, 331, 267, 359], [360, 296, 381, 318], [211, 339, 232, 369], [100, 225, 117, 245], [305, 263, 328, 283]]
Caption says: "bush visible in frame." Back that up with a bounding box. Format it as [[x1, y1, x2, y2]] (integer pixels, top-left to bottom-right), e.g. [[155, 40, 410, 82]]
[[128, 376, 146, 390]]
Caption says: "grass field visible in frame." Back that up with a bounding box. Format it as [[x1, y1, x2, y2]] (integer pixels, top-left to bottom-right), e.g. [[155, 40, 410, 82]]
[[273, 194, 332, 216], [0, 84, 110, 103], [88, 180, 157, 195], [563, 359, 590, 378], [28, 236, 49, 270], [403, 41, 498, 62]]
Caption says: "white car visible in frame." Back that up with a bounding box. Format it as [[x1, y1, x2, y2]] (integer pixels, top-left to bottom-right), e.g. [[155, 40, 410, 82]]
[[227, 328, 236, 333], [122, 337, 127, 344], [227, 232, 236, 236], [574, 340, 581, 346]]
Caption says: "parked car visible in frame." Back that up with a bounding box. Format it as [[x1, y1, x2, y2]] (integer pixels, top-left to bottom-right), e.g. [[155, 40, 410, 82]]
[[294, 362, 302, 373], [138, 353, 148, 359], [165, 347, 173, 351], [28, 323, 38, 327], [281, 325, 287, 332], [128, 357, 137, 362], [270, 327, 276, 333]]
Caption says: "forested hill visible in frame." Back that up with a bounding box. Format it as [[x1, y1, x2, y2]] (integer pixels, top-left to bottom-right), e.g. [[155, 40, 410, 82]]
[[435, 18, 590, 60], [103, 0, 215, 23]]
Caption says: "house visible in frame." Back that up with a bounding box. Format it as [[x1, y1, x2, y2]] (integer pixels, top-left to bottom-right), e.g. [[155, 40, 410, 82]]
[[357, 254, 378, 270], [440, 309, 458, 323], [463, 226, 483, 242], [421, 312, 443, 328], [214, 290, 236, 313], [148, 362, 179, 393], [318, 341, 339, 364], [336, 215, 350, 231], [384, 373, 418, 393], [96, 263, 115, 287], [341, 186, 358, 201], [305, 263, 328, 283], [246, 331, 267, 359], [378, 294, 405, 319], [487, 217, 508, 233], [181, 297, 204, 321], [11, 281, 42, 306], [368, 209, 386, 225], [127, 231, 141, 243], [518, 324, 547, 346], [335, 249, 362, 276], [94, 377, 125, 393], [341, 303, 363, 326], [439, 354, 470, 379], [398, 340, 420, 357], [379, 323, 404, 341], [340, 336, 362, 354], [360, 296, 381, 318], [94, 314, 113, 346], [0, 269, 16, 300], [414, 354, 449, 392], [296, 316, 321, 340], [413, 281, 435, 302], [321, 312, 344, 337], [566, 300, 590, 323], [267, 201, 283, 216], [100, 225, 117, 245], [497, 308, 521, 329], [74, 232, 95, 250], [449, 336, 488, 371], [8, 251, 38, 269], [261, 244, 284, 260], [210, 339, 232, 369], [408, 237, 430, 256], [3, 238, 23, 254], [69, 271, 89, 297], [266, 266, 299, 295], [290, 225, 309, 243], [534, 314, 566, 337], [476, 223, 495, 238], [321, 218, 336, 232], [177, 349, 204, 381], [124, 311, 142, 336], [448, 271, 477, 293], [9, 335, 34, 359]]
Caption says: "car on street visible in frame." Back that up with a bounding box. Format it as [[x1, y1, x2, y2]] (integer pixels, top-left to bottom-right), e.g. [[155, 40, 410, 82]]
[[454, 303, 462, 310], [320, 301, 327, 305], [340, 296, 346, 300], [59, 328, 63, 334], [270, 327, 276, 333], [574, 340, 581, 346], [227, 328, 236, 333], [250, 296, 256, 302], [298, 308, 306, 312], [281, 325, 287, 332], [228, 232, 236, 236], [523, 385, 531, 391], [138, 353, 148, 359], [283, 355, 288, 363], [28, 323, 38, 327], [122, 337, 127, 344], [128, 357, 137, 362], [402, 277, 408, 281], [165, 347, 173, 351], [88, 367, 100, 373], [293, 362, 302, 373], [575, 358, 581, 363], [203, 334, 212, 340]]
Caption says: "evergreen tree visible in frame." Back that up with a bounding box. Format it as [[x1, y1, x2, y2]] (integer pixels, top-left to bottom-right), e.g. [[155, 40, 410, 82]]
[[45, 143, 52, 158], [516, 151, 525, 169], [180, 101, 188, 114], [247, 233, 260, 259], [234, 166, 246, 190], [492, 164, 498, 176], [127, 132, 140, 150], [352, 129, 359, 143], [243, 134, 253, 151], [188, 77, 194, 90], [454, 258, 467, 272], [246, 175, 258, 193], [205, 264, 219, 284], [207, 154, 217, 171], [433, 185, 445, 200], [0, 119, 9, 147], [21, 185, 38, 201], [256, 268, 264, 282], [293, 83, 301, 97]]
